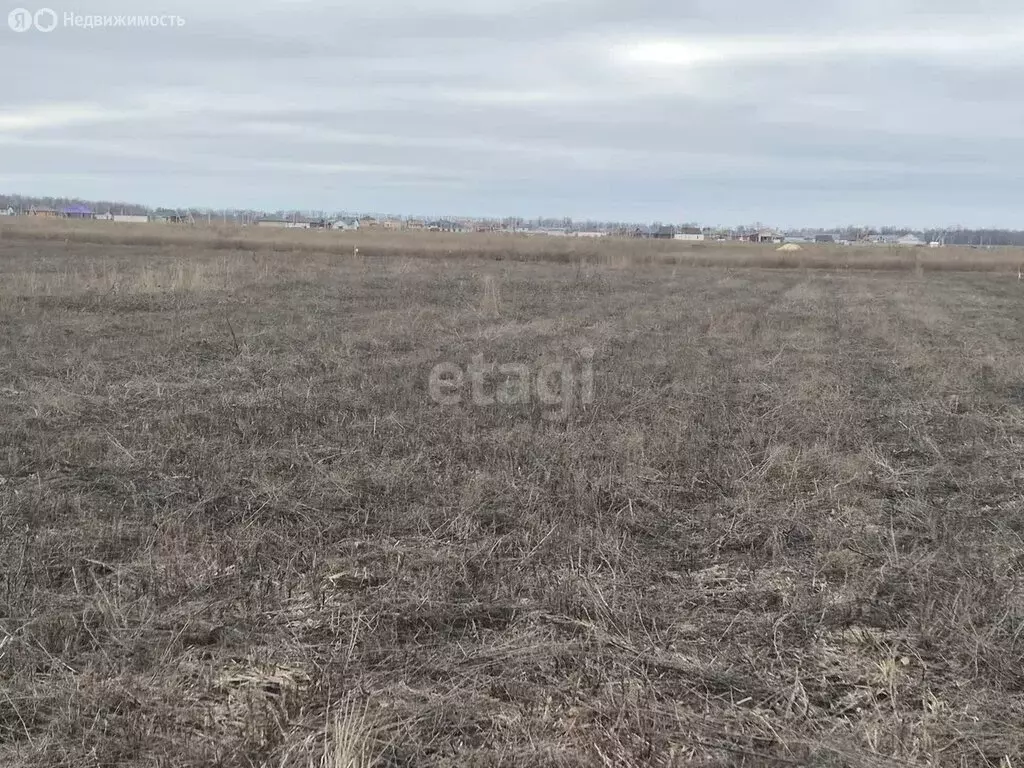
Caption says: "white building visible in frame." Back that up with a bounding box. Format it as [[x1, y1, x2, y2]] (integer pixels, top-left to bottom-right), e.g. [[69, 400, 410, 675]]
[[0, 206, 15, 216], [113, 214, 149, 224], [331, 218, 360, 231], [257, 218, 310, 229], [897, 234, 926, 247], [674, 227, 705, 241], [574, 231, 607, 238]]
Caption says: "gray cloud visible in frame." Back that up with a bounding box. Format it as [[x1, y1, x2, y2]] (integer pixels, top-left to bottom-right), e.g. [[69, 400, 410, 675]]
[[2, 0, 1023, 225]]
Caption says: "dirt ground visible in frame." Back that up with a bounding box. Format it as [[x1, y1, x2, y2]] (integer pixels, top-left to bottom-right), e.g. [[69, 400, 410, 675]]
[[1, 235, 1023, 766]]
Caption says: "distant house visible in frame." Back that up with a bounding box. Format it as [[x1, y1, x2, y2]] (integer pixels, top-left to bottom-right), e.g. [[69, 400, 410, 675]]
[[381, 218, 403, 230], [749, 230, 783, 244], [331, 217, 360, 231], [815, 234, 836, 244], [0, 206, 15, 216], [61, 204, 93, 219], [113, 214, 149, 224], [652, 226, 676, 239], [897, 234, 926, 247], [405, 219, 426, 231], [153, 209, 191, 224], [863, 234, 902, 246], [574, 231, 607, 238], [427, 220, 467, 233], [257, 217, 309, 229], [29, 206, 59, 218], [359, 216, 379, 228], [673, 226, 705, 242], [95, 211, 114, 221]]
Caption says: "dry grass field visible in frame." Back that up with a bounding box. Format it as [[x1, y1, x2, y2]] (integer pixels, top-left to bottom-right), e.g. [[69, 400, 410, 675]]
[[2, 224, 1024, 767], [4, 215, 1024, 273]]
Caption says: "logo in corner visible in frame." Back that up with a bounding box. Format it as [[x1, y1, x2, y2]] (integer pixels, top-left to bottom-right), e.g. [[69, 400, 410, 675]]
[[8, 7, 57, 32], [8, 8, 33, 31], [34, 7, 57, 31]]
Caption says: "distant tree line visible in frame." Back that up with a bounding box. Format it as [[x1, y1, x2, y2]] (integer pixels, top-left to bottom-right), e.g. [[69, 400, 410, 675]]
[[0, 194, 150, 215], [923, 229, 1024, 247], [789, 225, 1024, 247], [0, 194, 274, 223], [5, 194, 1024, 244]]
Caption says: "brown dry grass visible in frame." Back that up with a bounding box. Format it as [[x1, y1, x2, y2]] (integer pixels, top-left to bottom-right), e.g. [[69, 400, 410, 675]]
[[1, 231, 1023, 767], [4, 215, 1024, 273]]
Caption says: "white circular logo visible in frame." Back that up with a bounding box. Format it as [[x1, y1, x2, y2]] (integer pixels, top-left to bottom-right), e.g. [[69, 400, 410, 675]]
[[34, 7, 57, 32], [8, 7, 34, 31]]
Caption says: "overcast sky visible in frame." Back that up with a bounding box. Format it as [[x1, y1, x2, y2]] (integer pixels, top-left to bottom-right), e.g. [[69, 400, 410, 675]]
[[3, 0, 1024, 227]]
